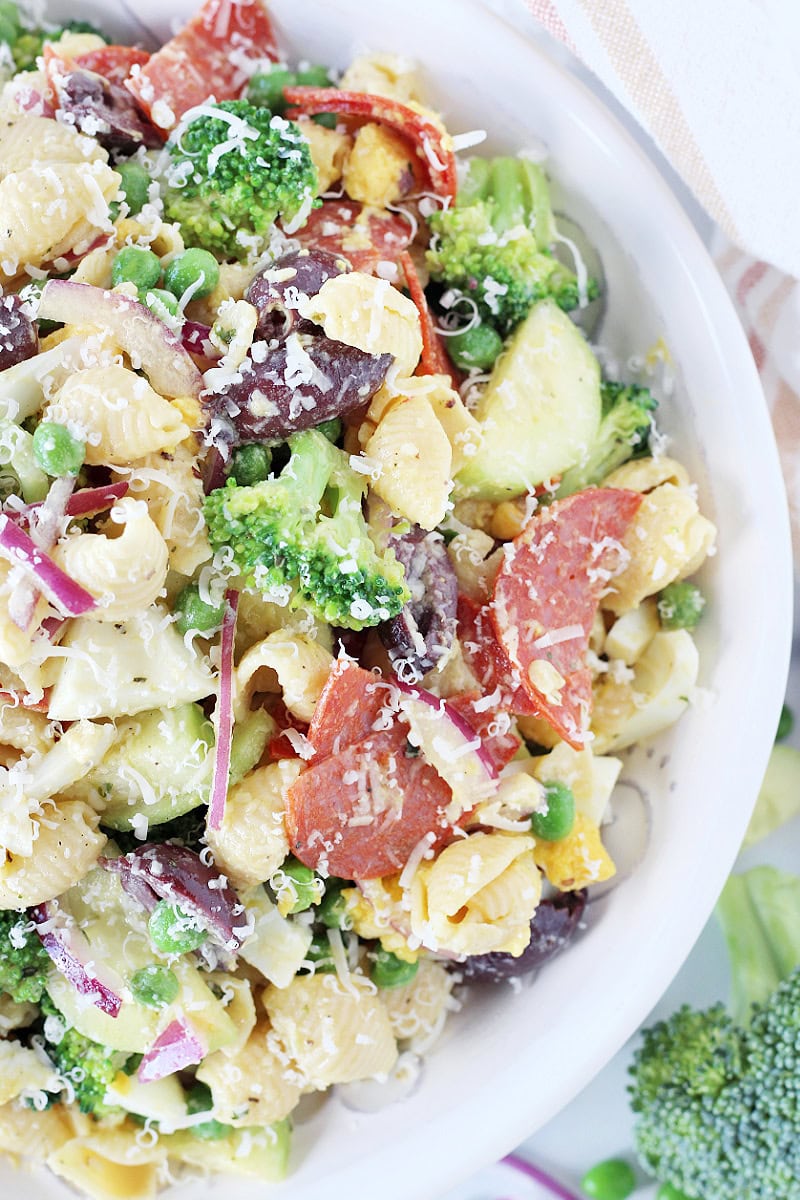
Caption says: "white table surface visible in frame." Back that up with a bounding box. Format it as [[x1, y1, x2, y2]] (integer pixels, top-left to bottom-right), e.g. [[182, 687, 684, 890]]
[[443, 5, 798, 1197]]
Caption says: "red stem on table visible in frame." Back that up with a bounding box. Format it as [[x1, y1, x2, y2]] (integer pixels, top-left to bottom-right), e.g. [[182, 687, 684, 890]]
[[503, 1154, 583, 1200]]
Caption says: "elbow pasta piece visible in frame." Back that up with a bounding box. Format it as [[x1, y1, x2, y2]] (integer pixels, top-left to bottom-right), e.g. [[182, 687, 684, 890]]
[[365, 394, 453, 530], [343, 876, 418, 962], [208, 299, 258, 371], [70, 241, 116, 288], [603, 482, 716, 615], [299, 272, 423, 375], [0, 800, 106, 908], [55, 499, 169, 622], [380, 959, 455, 1050], [235, 630, 334, 723], [0, 1040, 59, 1106], [206, 761, 300, 890], [264, 972, 398, 1089], [46, 1128, 165, 1200], [533, 812, 616, 891], [409, 832, 541, 957], [591, 629, 699, 754], [235, 587, 334, 654], [0, 115, 107, 179], [343, 122, 413, 208], [0, 161, 119, 283], [604, 598, 660, 665], [206, 973, 257, 1060], [298, 117, 351, 194], [340, 53, 422, 103], [0, 1101, 73, 1161], [197, 1019, 303, 1126], [531, 741, 623, 827], [604, 454, 690, 493], [47, 364, 189, 467], [369, 373, 482, 474], [122, 447, 211, 577], [0, 562, 50, 675]]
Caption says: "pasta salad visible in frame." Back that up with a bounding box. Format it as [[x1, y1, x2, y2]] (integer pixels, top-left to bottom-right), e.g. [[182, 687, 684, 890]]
[[0, 1, 716, 1196]]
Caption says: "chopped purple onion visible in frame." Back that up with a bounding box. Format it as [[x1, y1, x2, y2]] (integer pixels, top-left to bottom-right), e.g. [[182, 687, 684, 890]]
[[31, 901, 123, 1017]]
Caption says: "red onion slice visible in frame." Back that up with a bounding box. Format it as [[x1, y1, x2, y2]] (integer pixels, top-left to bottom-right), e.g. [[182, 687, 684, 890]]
[[37, 280, 203, 398], [31, 901, 123, 1017], [394, 677, 499, 781], [0, 514, 96, 616], [503, 1154, 583, 1200], [207, 589, 238, 832], [138, 1016, 206, 1083]]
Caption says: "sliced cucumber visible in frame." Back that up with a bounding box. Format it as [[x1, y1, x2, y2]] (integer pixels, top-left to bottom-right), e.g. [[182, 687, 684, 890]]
[[455, 299, 601, 502]]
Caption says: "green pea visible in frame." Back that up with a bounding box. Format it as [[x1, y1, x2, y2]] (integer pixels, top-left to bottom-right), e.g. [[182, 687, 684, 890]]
[[230, 443, 272, 486], [531, 781, 576, 842], [123, 1052, 143, 1076], [580, 1158, 636, 1200], [163, 248, 220, 301], [370, 949, 419, 990], [173, 583, 226, 636], [247, 67, 296, 112], [186, 1082, 232, 1141], [317, 883, 351, 930], [277, 857, 323, 913], [112, 245, 162, 290], [148, 901, 207, 955], [448, 323, 504, 371], [297, 64, 333, 86], [304, 933, 336, 973], [656, 1186, 692, 1200], [777, 703, 794, 742], [316, 418, 342, 444], [32, 421, 85, 477], [130, 965, 179, 1009], [142, 287, 181, 321], [116, 161, 151, 216]]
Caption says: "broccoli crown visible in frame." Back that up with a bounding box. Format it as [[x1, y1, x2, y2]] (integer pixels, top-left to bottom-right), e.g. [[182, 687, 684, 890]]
[[40, 995, 126, 1115], [162, 100, 318, 261], [0, 908, 50, 1003], [555, 379, 657, 497], [204, 429, 410, 629], [629, 973, 800, 1199], [657, 580, 706, 631], [425, 155, 596, 335]]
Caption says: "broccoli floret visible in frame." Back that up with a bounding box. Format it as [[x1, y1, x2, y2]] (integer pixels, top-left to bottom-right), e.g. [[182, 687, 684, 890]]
[[657, 581, 705, 631], [629, 866, 800, 1199], [40, 995, 127, 1115], [555, 380, 657, 497], [0, 909, 50, 1003], [162, 100, 318, 261], [204, 429, 410, 629], [426, 155, 597, 335]]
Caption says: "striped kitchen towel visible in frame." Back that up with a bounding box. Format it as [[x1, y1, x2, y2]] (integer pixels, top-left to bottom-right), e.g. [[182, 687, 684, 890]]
[[521, 0, 800, 565]]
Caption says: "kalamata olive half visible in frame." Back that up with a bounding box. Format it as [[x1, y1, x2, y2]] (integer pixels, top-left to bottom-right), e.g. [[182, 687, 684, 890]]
[[0, 295, 37, 371], [246, 248, 348, 338], [202, 332, 392, 448], [458, 890, 587, 983], [59, 69, 163, 154], [379, 526, 458, 679]]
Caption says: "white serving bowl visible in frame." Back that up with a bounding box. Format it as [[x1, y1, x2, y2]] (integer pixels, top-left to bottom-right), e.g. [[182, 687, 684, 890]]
[[5, 2, 794, 1198]]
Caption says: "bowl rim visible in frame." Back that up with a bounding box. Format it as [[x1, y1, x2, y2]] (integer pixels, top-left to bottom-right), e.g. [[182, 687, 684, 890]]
[[1, 2, 794, 1198]]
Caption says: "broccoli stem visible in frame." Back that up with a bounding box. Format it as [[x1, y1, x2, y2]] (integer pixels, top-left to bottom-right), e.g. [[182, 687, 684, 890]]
[[716, 866, 800, 1024]]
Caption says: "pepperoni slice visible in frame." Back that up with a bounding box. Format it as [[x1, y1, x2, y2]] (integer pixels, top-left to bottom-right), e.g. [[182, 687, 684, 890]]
[[74, 47, 151, 86], [293, 200, 413, 274], [490, 487, 643, 749], [399, 250, 461, 386], [446, 692, 522, 774], [306, 660, 392, 761], [457, 594, 539, 717], [285, 720, 455, 879], [125, 0, 278, 132]]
